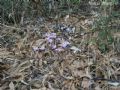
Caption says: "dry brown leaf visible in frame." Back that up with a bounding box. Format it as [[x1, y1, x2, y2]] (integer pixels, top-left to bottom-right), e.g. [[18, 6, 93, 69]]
[[10, 73, 25, 81], [70, 83, 77, 90], [81, 78, 91, 89], [64, 14, 79, 25], [0, 63, 10, 71], [42, 72, 53, 87], [71, 60, 87, 69], [9, 60, 30, 75], [9, 82, 15, 90], [64, 14, 69, 22], [33, 39, 46, 47], [0, 82, 9, 90], [48, 82, 56, 90], [73, 69, 86, 77], [113, 33, 120, 38], [0, 48, 13, 58], [63, 80, 74, 90], [95, 85, 101, 90], [109, 86, 120, 90]]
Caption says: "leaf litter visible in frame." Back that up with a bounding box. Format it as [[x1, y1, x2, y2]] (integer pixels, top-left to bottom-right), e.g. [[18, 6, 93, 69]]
[[0, 14, 120, 90]]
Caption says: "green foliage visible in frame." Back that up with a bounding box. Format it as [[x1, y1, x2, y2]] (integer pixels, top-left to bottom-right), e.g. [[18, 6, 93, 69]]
[[0, 0, 29, 24], [0, 0, 82, 22], [98, 42, 108, 53], [67, 0, 81, 4], [92, 15, 115, 53], [101, 0, 118, 5]]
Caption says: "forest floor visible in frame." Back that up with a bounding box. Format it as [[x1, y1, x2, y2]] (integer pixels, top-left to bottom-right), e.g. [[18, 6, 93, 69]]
[[0, 12, 120, 90]]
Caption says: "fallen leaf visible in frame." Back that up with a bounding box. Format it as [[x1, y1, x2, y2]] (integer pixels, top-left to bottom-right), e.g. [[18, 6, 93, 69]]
[[108, 82, 120, 87], [9, 82, 15, 90], [70, 46, 81, 53], [95, 85, 101, 90], [81, 77, 91, 89]]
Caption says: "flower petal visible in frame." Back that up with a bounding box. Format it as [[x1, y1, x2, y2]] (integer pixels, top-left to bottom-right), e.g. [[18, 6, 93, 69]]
[[45, 33, 56, 39], [55, 48, 64, 52], [32, 46, 39, 51], [51, 44, 57, 49], [46, 38, 53, 43], [39, 45, 45, 50], [60, 41, 70, 48]]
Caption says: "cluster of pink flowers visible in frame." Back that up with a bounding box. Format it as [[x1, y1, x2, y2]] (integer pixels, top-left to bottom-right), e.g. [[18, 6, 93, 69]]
[[33, 32, 71, 52], [45, 33, 70, 52], [32, 28, 81, 53]]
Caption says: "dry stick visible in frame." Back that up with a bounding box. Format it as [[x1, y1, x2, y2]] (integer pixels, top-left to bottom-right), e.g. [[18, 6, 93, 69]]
[[1, 23, 21, 30]]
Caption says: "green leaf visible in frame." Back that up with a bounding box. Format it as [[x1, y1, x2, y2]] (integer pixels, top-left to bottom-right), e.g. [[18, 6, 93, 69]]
[[99, 43, 108, 53]]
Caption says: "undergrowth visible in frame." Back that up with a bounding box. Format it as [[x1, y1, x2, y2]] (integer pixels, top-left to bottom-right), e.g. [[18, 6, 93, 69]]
[[0, 0, 120, 90]]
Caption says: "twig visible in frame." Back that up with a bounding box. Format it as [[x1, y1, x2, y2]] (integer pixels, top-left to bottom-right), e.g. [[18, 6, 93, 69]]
[[0, 23, 21, 30]]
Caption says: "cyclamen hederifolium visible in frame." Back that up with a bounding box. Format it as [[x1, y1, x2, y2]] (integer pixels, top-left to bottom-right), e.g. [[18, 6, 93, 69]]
[[32, 22, 81, 53]]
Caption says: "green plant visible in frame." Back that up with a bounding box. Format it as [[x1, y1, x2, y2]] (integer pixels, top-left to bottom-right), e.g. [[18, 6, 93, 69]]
[[0, 0, 29, 24], [92, 15, 114, 53], [67, 0, 81, 4]]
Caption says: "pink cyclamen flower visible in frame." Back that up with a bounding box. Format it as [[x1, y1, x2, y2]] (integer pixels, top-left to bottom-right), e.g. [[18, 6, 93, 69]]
[[46, 38, 53, 43], [55, 48, 64, 52], [32, 45, 45, 51], [39, 45, 45, 50], [56, 37, 61, 41], [51, 44, 57, 49], [60, 41, 70, 48], [32, 46, 39, 51], [45, 33, 56, 39]]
